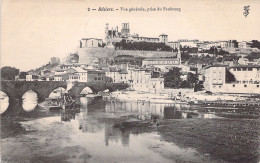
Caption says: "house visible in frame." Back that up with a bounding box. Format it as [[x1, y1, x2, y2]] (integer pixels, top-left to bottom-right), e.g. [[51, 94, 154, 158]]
[[80, 38, 103, 48], [26, 75, 39, 81], [229, 65, 260, 82], [238, 41, 252, 48], [142, 58, 180, 72], [87, 70, 106, 83], [204, 64, 260, 94], [106, 65, 164, 93], [68, 67, 88, 82]]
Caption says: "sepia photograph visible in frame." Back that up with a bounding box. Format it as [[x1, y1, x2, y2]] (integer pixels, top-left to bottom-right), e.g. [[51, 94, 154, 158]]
[[1, 0, 260, 162]]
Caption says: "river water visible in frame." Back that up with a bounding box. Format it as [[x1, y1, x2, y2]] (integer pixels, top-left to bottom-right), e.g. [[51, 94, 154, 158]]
[[0, 91, 259, 162]]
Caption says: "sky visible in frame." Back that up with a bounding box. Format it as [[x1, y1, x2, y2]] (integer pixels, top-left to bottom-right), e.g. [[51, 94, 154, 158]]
[[1, 0, 260, 71]]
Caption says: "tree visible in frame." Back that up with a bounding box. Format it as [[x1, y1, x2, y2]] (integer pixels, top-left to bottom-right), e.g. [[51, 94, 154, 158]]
[[232, 40, 238, 48], [187, 72, 198, 85], [217, 49, 229, 56], [180, 72, 198, 88], [245, 52, 260, 61], [0, 66, 20, 80], [226, 69, 236, 82], [181, 52, 191, 62], [251, 40, 260, 49], [163, 67, 182, 88], [19, 72, 29, 79]]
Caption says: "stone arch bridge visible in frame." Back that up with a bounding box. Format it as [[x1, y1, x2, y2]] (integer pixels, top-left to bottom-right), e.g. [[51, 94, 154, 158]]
[[0, 81, 129, 114]]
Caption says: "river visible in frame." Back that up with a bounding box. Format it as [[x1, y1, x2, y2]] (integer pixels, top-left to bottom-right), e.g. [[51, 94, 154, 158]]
[[0, 91, 259, 162]]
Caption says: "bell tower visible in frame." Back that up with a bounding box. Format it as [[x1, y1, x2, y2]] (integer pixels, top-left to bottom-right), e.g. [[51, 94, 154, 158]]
[[105, 23, 109, 43], [121, 23, 130, 37]]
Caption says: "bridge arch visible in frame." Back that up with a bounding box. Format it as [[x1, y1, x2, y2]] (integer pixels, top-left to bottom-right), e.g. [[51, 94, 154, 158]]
[[77, 86, 97, 95], [48, 86, 67, 98], [22, 90, 39, 112], [0, 91, 9, 114], [80, 87, 94, 95], [21, 89, 42, 102]]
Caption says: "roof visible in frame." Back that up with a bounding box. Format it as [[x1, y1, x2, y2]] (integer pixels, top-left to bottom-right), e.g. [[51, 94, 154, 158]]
[[143, 57, 179, 61], [132, 36, 159, 39], [81, 38, 102, 41], [73, 67, 88, 73], [160, 33, 168, 36], [204, 64, 228, 69], [119, 69, 128, 74], [87, 70, 105, 74], [229, 65, 260, 68], [168, 41, 180, 43]]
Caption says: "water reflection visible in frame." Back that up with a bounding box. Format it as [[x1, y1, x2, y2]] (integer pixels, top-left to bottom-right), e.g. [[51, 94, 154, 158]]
[[2, 97, 256, 163], [0, 91, 9, 114], [103, 100, 216, 120], [22, 90, 38, 112], [61, 109, 80, 122]]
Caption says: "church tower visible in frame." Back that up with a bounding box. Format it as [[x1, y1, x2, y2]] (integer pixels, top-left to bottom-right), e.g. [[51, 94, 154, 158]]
[[105, 23, 109, 43], [121, 23, 130, 37], [177, 46, 181, 64]]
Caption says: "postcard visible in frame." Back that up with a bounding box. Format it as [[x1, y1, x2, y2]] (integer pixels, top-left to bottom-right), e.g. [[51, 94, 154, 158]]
[[1, 0, 260, 162]]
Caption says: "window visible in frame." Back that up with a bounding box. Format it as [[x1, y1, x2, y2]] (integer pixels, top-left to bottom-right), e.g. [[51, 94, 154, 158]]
[[244, 85, 247, 87], [233, 84, 235, 87], [95, 77, 97, 80], [257, 85, 259, 88], [248, 68, 253, 71], [219, 86, 221, 88], [242, 68, 247, 71], [237, 68, 241, 71]]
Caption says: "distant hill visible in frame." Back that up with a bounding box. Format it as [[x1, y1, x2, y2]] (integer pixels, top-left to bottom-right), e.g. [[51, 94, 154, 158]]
[[27, 63, 59, 75]]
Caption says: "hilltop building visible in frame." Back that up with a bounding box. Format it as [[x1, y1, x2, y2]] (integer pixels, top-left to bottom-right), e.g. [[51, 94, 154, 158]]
[[80, 38, 103, 48], [105, 23, 169, 47]]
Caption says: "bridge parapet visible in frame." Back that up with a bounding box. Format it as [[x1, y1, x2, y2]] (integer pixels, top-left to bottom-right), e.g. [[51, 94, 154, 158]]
[[0, 80, 129, 114]]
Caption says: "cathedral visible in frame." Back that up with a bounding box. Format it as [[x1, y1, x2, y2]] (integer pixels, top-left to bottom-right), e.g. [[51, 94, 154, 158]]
[[105, 23, 169, 47]]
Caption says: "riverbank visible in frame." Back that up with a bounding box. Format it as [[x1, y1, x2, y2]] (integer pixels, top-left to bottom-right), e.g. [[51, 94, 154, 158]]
[[106, 90, 260, 106], [107, 114, 260, 163]]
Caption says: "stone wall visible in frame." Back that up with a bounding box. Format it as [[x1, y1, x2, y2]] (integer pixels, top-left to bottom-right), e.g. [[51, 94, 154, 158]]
[[77, 47, 177, 64]]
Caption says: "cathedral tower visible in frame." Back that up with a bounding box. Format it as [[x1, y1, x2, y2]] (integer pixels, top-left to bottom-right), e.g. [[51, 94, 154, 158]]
[[121, 23, 130, 37]]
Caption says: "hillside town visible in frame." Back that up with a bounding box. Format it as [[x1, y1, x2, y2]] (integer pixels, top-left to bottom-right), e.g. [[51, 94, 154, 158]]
[[1, 7, 260, 162], [10, 23, 260, 97]]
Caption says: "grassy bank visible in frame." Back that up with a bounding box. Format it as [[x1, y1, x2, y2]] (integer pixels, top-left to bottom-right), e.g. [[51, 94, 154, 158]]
[[109, 115, 260, 163]]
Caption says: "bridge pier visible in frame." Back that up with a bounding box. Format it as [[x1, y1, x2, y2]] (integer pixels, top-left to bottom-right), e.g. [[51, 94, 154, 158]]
[[1, 81, 129, 115]]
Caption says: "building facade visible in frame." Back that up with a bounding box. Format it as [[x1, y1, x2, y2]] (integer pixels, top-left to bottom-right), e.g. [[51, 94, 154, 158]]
[[80, 38, 103, 48], [204, 65, 260, 94], [142, 58, 181, 72]]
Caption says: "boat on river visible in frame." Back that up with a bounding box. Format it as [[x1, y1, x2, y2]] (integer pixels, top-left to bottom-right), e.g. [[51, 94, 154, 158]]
[[39, 93, 79, 110]]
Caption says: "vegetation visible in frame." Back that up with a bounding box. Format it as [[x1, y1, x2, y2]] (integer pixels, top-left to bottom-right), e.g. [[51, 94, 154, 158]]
[[226, 70, 236, 82], [180, 46, 198, 53], [65, 53, 79, 63], [181, 52, 192, 62], [232, 40, 239, 48], [114, 40, 176, 52], [19, 72, 29, 79], [251, 40, 260, 49], [245, 52, 260, 61], [0, 66, 19, 80], [164, 67, 182, 88], [113, 55, 144, 66], [164, 67, 198, 89]]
